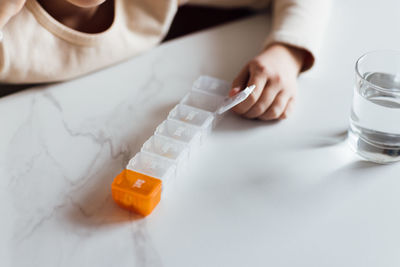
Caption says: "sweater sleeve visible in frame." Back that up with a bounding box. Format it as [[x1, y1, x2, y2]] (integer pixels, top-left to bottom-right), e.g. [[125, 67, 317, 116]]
[[264, 0, 331, 71]]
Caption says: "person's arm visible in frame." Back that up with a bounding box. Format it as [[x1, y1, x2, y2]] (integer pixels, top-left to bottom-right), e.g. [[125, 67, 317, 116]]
[[231, 0, 331, 120]]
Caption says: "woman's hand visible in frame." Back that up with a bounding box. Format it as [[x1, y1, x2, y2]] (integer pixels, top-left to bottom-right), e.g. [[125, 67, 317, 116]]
[[230, 43, 306, 120], [0, 0, 26, 29]]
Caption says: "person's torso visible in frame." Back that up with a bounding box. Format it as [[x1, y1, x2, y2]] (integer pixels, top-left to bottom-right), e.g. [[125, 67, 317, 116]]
[[0, 0, 271, 83]]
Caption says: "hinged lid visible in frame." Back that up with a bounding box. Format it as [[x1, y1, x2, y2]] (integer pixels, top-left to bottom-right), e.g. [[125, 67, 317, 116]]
[[216, 85, 256, 115]]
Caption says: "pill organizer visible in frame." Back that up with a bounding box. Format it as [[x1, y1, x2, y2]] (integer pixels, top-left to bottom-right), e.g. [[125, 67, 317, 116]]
[[111, 76, 255, 216]]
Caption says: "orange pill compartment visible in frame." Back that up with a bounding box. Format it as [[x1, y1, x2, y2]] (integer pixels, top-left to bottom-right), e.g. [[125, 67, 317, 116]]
[[111, 169, 162, 216]]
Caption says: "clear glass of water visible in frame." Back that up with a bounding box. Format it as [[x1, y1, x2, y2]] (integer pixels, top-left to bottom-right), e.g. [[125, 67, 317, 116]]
[[348, 50, 400, 163]]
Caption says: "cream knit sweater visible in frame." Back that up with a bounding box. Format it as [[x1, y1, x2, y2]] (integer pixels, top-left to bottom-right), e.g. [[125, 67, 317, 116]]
[[0, 0, 330, 84]]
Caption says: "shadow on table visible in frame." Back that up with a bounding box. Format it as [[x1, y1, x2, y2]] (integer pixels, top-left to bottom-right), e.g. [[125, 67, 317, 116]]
[[324, 159, 388, 182], [339, 160, 384, 171], [0, 83, 40, 98], [290, 130, 349, 150], [214, 113, 281, 133], [64, 102, 176, 228]]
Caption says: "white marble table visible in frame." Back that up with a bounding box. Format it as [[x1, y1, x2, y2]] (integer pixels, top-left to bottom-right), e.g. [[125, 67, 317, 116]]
[[2, 0, 400, 266]]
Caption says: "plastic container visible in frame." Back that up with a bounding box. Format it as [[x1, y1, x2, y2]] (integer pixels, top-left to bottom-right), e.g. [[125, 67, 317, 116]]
[[168, 104, 215, 142], [192, 75, 231, 96], [111, 169, 162, 216], [141, 135, 190, 170], [127, 152, 176, 189], [111, 76, 257, 216], [155, 119, 202, 150], [180, 90, 225, 113]]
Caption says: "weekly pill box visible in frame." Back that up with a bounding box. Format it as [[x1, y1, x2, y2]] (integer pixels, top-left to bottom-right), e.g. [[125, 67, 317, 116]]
[[111, 76, 255, 216]]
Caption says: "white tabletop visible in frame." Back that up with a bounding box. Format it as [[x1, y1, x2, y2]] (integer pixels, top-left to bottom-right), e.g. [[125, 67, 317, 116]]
[[2, 0, 400, 266]]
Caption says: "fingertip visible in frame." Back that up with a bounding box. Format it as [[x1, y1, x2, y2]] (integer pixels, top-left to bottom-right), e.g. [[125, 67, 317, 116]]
[[229, 87, 240, 97]]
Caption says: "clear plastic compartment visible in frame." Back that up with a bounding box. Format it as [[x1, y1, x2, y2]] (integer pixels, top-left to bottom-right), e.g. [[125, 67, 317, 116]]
[[192, 75, 231, 96], [180, 90, 225, 113], [155, 119, 202, 149], [168, 104, 215, 132], [126, 151, 176, 189], [141, 135, 189, 169]]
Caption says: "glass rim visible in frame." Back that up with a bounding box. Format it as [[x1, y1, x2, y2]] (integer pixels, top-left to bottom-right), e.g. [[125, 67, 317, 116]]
[[355, 49, 400, 94]]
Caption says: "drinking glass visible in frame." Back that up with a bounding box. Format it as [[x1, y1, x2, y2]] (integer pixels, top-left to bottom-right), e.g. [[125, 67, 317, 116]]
[[348, 50, 400, 163]]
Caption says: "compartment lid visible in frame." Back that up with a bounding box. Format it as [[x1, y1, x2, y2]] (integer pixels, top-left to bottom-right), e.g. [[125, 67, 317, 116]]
[[216, 85, 256, 115]]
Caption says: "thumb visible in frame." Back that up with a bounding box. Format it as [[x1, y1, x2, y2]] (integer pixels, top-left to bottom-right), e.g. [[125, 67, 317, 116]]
[[229, 87, 240, 97]]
